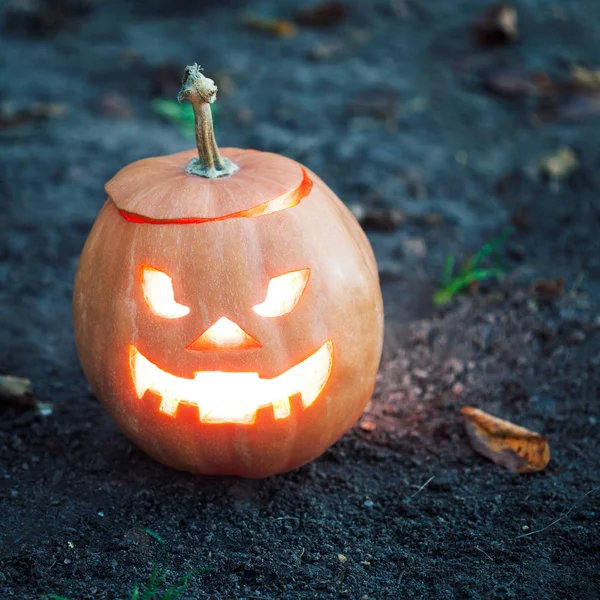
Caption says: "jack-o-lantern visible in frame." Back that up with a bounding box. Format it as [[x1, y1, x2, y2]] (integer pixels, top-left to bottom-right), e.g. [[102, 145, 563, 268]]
[[73, 65, 384, 477]]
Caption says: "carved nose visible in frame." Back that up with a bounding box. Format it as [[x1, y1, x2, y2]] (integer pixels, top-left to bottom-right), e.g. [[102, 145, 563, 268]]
[[187, 316, 261, 352]]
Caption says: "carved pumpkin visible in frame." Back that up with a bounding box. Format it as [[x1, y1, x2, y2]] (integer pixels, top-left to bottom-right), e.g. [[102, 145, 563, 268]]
[[73, 65, 384, 477]]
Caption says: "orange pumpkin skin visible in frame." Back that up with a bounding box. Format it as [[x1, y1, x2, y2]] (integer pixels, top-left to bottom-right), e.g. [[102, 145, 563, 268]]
[[73, 148, 384, 478]]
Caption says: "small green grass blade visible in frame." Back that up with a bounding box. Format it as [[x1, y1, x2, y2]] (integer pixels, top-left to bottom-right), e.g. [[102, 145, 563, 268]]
[[151, 99, 195, 138], [140, 550, 169, 600], [434, 227, 513, 305], [465, 226, 514, 272], [434, 267, 505, 305], [151, 99, 219, 139], [138, 528, 165, 545]]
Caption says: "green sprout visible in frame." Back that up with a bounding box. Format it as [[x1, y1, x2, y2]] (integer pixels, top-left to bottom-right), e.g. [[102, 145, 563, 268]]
[[151, 99, 219, 139], [434, 227, 514, 305], [44, 529, 209, 600]]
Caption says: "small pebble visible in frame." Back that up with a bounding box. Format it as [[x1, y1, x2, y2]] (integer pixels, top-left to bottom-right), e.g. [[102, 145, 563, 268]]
[[402, 237, 427, 258], [359, 420, 376, 432], [522, 525, 530, 532], [363, 500, 374, 508], [97, 511, 104, 517], [452, 382, 465, 396], [412, 368, 428, 380]]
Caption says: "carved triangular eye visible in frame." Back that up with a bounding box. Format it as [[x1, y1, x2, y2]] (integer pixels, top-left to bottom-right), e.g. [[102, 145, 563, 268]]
[[141, 265, 190, 319], [252, 269, 310, 317]]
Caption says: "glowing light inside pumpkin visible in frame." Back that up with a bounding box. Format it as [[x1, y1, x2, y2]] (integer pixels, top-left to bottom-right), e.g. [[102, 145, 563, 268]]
[[130, 340, 333, 423], [187, 316, 261, 351], [253, 269, 310, 317], [141, 266, 189, 319]]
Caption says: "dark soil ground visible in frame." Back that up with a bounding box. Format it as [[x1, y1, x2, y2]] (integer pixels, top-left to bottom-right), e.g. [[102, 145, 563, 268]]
[[1, 1, 600, 598]]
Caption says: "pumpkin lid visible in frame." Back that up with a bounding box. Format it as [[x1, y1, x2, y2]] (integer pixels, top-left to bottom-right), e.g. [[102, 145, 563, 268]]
[[106, 148, 312, 223], [106, 64, 313, 224]]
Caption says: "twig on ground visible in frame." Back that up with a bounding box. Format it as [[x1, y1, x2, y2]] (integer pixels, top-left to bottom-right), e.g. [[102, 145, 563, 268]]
[[476, 546, 494, 561], [407, 475, 435, 501], [516, 485, 600, 539]]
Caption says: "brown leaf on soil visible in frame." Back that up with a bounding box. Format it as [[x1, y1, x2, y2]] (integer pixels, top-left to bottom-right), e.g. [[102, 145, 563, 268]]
[[473, 3, 518, 48], [243, 16, 297, 38], [0, 375, 34, 405], [0, 102, 66, 128], [0, 374, 53, 415], [531, 277, 565, 304], [461, 407, 550, 473], [536, 146, 579, 180], [570, 65, 600, 88], [295, 1, 347, 28], [538, 66, 600, 121], [349, 204, 405, 231]]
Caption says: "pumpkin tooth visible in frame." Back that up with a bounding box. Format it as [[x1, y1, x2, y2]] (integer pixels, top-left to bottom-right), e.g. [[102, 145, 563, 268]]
[[159, 396, 179, 417], [271, 397, 291, 420]]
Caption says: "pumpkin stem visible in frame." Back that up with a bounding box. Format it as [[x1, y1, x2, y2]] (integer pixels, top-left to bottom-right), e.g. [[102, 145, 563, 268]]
[[177, 64, 239, 178]]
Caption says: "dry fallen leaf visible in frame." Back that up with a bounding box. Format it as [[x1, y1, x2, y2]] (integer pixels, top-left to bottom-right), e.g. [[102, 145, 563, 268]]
[[570, 65, 600, 88], [538, 66, 600, 121], [0, 102, 66, 128], [461, 406, 550, 473], [243, 16, 297, 38], [473, 3, 518, 48], [531, 277, 565, 304], [0, 374, 53, 415], [349, 204, 405, 231], [0, 375, 33, 403], [536, 146, 579, 181], [295, 1, 347, 28]]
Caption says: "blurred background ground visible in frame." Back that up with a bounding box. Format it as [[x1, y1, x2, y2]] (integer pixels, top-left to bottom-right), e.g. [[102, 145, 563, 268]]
[[0, 0, 599, 598]]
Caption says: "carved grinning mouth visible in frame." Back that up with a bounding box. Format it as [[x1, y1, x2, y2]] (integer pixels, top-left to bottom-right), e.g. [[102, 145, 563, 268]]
[[129, 340, 333, 424]]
